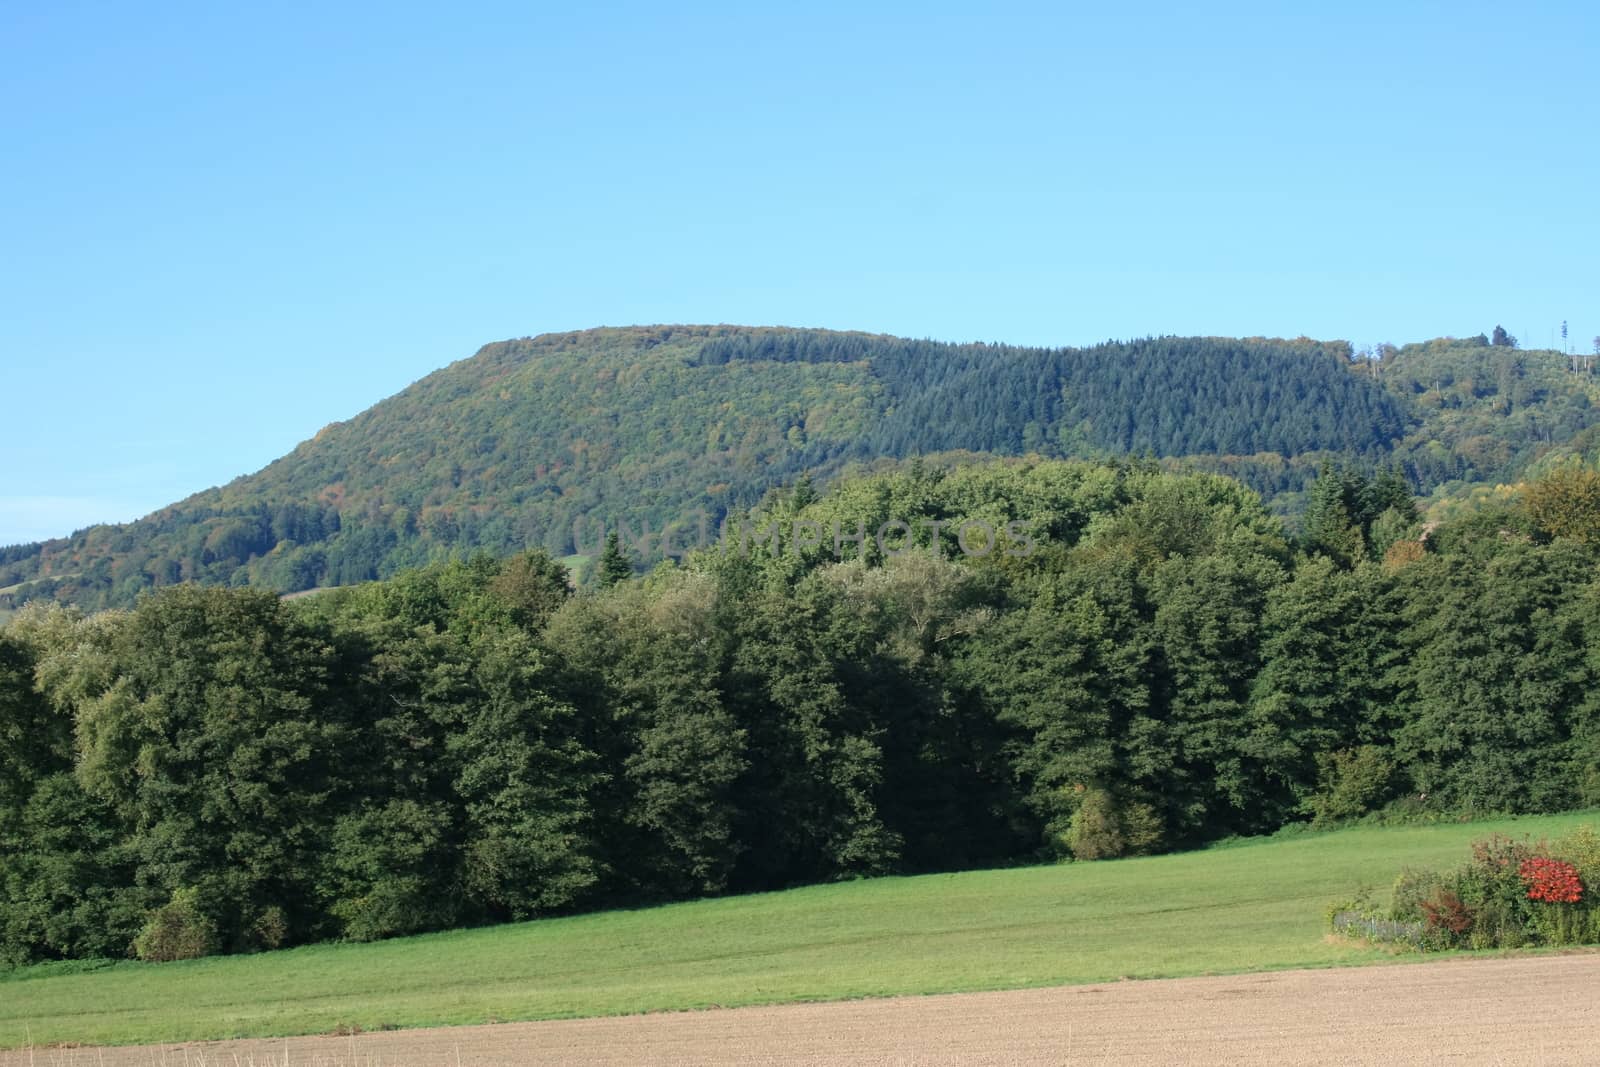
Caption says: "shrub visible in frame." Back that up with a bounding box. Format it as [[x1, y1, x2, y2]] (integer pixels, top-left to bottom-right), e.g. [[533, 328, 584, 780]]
[[1470, 833, 1535, 876], [1419, 888, 1474, 946], [132, 888, 217, 962], [1516, 856, 1585, 945], [1447, 834, 1536, 948], [1330, 826, 1600, 952], [1066, 788, 1164, 860], [1456, 835, 1535, 916], [1065, 789, 1120, 860], [1390, 867, 1446, 923], [250, 905, 289, 950], [1467, 897, 1529, 950], [1551, 824, 1600, 888], [1120, 801, 1165, 856], [1520, 857, 1582, 903], [1527, 901, 1587, 946], [1306, 746, 1396, 827], [1551, 825, 1600, 939]]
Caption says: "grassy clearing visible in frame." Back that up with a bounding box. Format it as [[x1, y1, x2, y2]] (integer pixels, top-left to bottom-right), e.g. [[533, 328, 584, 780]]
[[2, 810, 1595, 1049], [0, 573, 79, 597]]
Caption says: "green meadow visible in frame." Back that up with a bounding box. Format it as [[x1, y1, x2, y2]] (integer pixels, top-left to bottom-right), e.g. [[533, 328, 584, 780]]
[[3, 810, 1595, 1049]]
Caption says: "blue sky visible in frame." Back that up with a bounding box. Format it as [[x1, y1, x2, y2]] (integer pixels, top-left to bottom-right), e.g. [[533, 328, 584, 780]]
[[2, 1, 1596, 545]]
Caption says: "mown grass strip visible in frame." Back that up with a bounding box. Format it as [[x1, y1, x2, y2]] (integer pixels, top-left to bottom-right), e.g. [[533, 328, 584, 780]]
[[3, 810, 1595, 1048]]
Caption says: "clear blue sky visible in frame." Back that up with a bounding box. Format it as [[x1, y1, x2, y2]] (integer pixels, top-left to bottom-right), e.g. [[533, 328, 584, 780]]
[[2, 1, 1596, 545]]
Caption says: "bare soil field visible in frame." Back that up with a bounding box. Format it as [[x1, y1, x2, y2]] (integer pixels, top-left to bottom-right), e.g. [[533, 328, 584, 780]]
[[6, 953, 1598, 1067]]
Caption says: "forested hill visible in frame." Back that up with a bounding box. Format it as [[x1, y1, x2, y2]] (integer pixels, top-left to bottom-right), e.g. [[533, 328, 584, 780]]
[[3, 324, 1594, 611]]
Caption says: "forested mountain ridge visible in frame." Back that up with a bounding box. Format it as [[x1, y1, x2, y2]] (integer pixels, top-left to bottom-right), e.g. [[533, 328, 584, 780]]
[[2, 324, 1592, 612]]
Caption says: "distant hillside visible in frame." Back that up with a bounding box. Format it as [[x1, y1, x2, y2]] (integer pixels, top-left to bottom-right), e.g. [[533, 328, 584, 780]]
[[1381, 335, 1600, 484], [2, 324, 1593, 611]]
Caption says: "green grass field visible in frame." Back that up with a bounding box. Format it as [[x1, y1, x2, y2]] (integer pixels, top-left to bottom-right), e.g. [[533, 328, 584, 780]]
[[3, 810, 1595, 1049]]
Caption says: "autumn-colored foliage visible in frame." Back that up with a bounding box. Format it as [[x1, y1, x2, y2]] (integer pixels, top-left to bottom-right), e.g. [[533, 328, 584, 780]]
[[1523, 465, 1600, 543], [1520, 857, 1583, 904]]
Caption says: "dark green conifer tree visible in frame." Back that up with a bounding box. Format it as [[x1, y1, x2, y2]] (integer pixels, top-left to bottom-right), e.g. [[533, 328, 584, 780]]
[[598, 531, 632, 587]]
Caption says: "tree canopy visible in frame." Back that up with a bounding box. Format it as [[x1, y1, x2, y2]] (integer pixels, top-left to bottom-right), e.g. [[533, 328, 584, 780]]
[[6, 456, 1600, 966]]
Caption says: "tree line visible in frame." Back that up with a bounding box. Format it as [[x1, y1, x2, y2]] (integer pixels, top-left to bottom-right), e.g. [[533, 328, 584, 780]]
[[4, 456, 1600, 966]]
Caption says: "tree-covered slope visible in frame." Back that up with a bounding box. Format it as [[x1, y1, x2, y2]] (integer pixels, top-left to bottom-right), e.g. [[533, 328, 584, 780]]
[[695, 329, 1411, 457], [2, 324, 1589, 611], [1372, 335, 1600, 483]]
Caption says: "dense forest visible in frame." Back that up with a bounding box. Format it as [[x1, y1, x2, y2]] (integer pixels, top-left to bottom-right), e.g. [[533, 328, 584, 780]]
[[8, 325, 1596, 614], [5, 456, 1600, 966]]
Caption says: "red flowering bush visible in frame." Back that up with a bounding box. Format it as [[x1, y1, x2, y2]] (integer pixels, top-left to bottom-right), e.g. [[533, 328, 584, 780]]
[[1329, 826, 1600, 951], [1520, 857, 1583, 904]]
